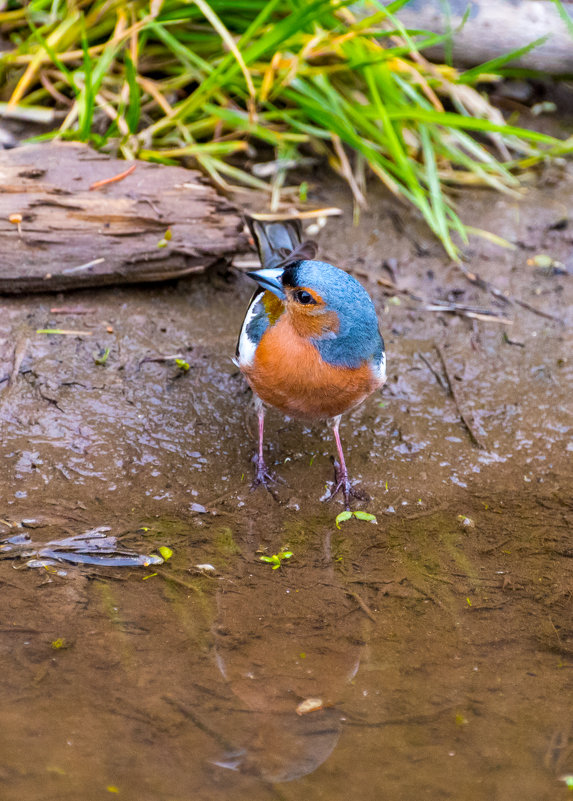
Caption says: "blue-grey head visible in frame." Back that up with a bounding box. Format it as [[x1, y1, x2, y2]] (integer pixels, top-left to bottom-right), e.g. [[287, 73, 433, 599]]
[[246, 259, 385, 370]]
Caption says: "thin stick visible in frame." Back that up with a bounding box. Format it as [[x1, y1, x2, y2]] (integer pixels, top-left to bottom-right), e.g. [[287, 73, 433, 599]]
[[435, 344, 486, 450], [512, 297, 563, 324], [250, 207, 342, 221], [0, 336, 29, 417], [423, 303, 513, 325], [416, 351, 448, 392], [89, 163, 136, 191], [345, 589, 376, 621], [8, 337, 29, 389], [458, 264, 563, 325], [36, 329, 93, 336], [49, 307, 93, 314]]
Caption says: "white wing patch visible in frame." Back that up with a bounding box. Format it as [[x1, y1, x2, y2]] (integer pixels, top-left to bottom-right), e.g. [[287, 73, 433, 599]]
[[372, 350, 386, 385], [237, 294, 263, 368]]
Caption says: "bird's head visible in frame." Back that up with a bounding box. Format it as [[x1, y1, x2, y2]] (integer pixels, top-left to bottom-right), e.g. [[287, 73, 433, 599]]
[[247, 259, 375, 339]]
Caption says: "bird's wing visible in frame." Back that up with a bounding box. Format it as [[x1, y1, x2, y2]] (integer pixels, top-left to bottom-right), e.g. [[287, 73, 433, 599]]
[[235, 287, 267, 367]]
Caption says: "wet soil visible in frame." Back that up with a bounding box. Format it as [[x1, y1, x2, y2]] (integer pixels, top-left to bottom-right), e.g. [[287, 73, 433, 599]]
[[0, 170, 572, 801]]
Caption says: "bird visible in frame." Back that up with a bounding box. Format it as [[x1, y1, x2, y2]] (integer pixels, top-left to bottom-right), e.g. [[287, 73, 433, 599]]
[[235, 215, 386, 509]]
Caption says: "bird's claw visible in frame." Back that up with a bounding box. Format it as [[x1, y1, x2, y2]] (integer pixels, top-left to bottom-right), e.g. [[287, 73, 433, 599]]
[[251, 454, 285, 496], [326, 459, 369, 510]]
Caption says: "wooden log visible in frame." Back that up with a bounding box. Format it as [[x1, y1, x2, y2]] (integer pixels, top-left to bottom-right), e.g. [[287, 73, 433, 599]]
[[377, 0, 573, 74], [0, 142, 249, 294]]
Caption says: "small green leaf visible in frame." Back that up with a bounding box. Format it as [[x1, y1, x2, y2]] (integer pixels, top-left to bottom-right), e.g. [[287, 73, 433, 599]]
[[353, 511, 378, 524], [335, 510, 353, 529], [260, 551, 291, 569], [94, 347, 110, 365], [158, 546, 173, 561], [299, 181, 308, 202], [175, 358, 190, 371]]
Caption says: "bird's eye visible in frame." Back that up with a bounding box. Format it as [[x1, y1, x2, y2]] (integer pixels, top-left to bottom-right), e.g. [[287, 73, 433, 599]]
[[294, 289, 316, 305]]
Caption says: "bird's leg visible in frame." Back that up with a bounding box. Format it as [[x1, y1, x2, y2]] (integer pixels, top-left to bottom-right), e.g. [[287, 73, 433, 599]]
[[251, 396, 283, 491], [327, 415, 369, 510]]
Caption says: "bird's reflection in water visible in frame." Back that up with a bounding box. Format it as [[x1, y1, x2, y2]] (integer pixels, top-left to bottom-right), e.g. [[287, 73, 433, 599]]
[[212, 531, 367, 783]]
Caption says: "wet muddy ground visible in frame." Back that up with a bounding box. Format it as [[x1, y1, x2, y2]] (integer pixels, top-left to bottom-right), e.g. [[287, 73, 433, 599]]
[[0, 169, 572, 801]]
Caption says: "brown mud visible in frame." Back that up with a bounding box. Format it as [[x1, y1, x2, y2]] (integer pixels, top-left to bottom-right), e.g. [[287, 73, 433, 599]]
[[0, 169, 572, 801]]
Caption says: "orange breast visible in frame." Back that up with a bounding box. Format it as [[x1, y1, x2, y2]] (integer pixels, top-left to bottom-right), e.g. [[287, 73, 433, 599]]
[[242, 314, 382, 419]]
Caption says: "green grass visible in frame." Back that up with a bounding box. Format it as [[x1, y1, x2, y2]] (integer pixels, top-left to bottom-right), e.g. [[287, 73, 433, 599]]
[[1, 0, 571, 258]]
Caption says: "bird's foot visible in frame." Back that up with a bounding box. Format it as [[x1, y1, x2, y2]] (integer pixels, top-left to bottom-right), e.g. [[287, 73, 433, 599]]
[[327, 459, 369, 510], [251, 454, 285, 496]]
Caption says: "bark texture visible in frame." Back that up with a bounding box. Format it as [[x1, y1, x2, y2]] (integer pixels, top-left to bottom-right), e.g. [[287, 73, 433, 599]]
[[0, 142, 248, 294]]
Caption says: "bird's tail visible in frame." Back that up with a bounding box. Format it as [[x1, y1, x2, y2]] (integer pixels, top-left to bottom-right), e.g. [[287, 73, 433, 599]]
[[246, 216, 317, 269]]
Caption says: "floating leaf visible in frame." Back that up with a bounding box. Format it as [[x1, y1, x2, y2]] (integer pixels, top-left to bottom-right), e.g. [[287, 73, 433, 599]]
[[158, 546, 173, 561], [353, 511, 378, 524], [335, 510, 353, 528]]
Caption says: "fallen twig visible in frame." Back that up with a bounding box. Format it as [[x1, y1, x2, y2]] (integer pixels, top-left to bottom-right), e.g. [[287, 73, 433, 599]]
[[345, 589, 376, 621], [458, 264, 563, 325], [62, 258, 105, 274], [139, 353, 188, 365], [423, 303, 513, 325], [89, 163, 136, 191], [249, 207, 342, 221], [36, 329, 93, 336], [49, 306, 93, 315], [435, 344, 486, 450], [416, 351, 448, 392], [503, 332, 525, 348], [8, 337, 29, 389], [512, 297, 563, 324]]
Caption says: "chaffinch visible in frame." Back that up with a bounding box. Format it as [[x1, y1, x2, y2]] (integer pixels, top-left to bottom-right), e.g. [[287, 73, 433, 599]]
[[235, 216, 386, 508]]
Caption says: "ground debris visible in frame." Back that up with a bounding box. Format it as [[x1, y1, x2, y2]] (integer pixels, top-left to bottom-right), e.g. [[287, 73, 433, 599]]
[[0, 527, 163, 568], [435, 343, 487, 449]]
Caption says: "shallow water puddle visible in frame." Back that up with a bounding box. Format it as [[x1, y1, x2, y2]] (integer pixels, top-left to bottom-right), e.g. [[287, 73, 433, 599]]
[[0, 489, 570, 800], [0, 178, 572, 799]]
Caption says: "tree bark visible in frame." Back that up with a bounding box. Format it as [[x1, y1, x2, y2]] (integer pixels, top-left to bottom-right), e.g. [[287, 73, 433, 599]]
[[0, 142, 248, 294]]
